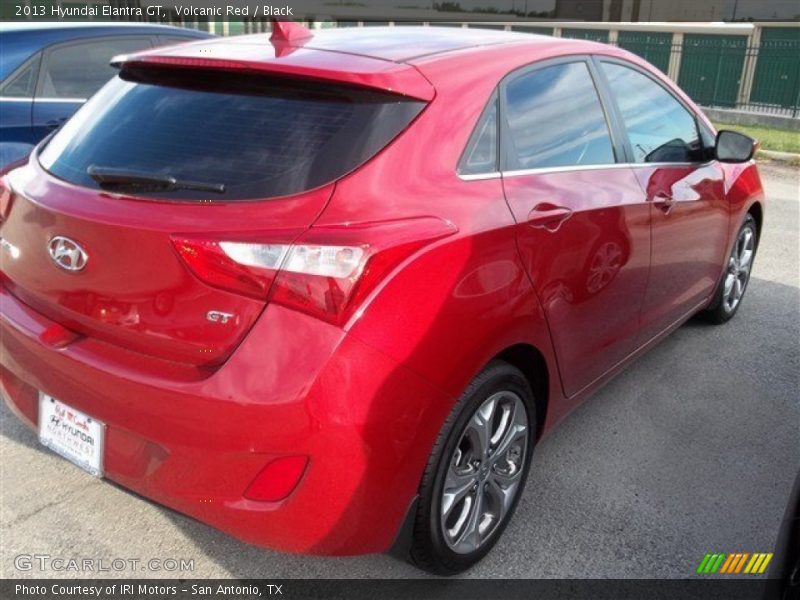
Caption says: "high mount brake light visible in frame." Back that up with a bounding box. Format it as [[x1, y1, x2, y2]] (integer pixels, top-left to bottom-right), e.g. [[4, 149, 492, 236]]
[[172, 218, 455, 325]]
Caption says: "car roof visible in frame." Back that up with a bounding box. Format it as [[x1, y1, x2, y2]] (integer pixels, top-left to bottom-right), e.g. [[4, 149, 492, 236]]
[[294, 26, 547, 62], [118, 26, 587, 100]]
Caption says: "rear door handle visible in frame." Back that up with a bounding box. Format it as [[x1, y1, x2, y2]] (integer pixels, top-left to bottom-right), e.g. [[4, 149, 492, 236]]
[[527, 203, 573, 232], [45, 118, 67, 130]]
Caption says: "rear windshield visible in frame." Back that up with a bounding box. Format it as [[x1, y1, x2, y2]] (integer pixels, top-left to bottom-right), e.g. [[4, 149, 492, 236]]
[[39, 67, 425, 201]]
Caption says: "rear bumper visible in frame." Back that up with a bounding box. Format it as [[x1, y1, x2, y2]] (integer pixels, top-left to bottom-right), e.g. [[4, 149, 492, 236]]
[[0, 284, 451, 555]]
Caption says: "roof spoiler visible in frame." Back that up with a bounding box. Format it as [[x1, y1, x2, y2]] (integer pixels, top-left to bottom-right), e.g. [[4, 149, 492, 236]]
[[110, 34, 436, 101]]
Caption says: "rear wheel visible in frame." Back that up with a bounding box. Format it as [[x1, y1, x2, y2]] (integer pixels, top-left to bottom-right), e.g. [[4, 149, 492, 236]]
[[703, 214, 758, 324], [409, 361, 535, 575]]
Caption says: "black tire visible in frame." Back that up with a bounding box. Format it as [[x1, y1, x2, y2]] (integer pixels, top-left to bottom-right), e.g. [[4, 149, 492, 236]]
[[703, 214, 758, 324], [408, 361, 536, 575]]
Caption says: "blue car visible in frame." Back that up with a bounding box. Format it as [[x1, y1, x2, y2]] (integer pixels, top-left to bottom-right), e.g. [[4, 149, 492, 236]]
[[0, 23, 212, 168]]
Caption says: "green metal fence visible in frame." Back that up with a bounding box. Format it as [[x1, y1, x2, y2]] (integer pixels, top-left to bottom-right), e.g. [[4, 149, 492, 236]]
[[678, 34, 748, 108], [561, 28, 609, 43], [617, 31, 672, 73], [750, 28, 800, 111]]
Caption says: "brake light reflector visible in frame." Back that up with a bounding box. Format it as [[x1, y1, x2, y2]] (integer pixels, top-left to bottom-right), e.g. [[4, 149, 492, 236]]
[[244, 455, 308, 502]]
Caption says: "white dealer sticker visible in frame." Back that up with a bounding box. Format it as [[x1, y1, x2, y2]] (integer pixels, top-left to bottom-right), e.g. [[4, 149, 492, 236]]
[[38, 393, 104, 478]]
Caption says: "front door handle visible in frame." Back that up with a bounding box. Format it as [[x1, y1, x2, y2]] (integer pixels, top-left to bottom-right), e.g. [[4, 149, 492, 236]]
[[527, 203, 573, 232]]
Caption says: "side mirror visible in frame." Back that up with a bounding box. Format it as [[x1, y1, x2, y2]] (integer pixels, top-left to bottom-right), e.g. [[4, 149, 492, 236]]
[[716, 130, 757, 163]]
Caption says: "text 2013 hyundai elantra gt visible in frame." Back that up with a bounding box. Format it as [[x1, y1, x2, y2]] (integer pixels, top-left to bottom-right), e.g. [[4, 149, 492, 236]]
[[0, 23, 764, 574]]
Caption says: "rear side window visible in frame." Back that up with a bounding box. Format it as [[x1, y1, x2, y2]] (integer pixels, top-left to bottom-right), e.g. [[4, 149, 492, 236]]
[[458, 96, 498, 175], [600, 62, 703, 163], [503, 61, 615, 170], [39, 68, 425, 201]]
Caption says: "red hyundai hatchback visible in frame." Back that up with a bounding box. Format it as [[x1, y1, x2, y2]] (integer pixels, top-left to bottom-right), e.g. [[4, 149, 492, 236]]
[[0, 23, 764, 574]]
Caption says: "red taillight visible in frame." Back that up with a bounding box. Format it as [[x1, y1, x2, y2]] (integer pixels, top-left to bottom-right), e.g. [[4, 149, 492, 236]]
[[244, 455, 308, 502], [171, 236, 291, 300], [269, 242, 367, 323], [171, 218, 456, 325]]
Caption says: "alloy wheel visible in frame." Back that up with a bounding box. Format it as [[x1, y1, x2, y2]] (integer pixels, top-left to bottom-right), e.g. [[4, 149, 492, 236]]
[[722, 225, 755, 313], [440, 391, 529, 554]]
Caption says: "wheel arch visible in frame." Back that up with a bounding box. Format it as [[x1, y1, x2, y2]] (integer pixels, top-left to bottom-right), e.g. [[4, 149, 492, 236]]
[[747, 201, 764, 241], [493, 343, 549, 442]]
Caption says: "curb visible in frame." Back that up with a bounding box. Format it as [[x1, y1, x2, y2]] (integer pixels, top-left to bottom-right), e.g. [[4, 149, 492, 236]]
[[757, 149, 800, 166]]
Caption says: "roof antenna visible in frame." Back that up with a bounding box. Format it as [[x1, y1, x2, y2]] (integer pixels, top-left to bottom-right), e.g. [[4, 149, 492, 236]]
[[270, 19, 313, 44]]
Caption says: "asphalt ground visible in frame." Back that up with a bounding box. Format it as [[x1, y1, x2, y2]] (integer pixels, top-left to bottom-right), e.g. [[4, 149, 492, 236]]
[[1, 162, 798, 579]]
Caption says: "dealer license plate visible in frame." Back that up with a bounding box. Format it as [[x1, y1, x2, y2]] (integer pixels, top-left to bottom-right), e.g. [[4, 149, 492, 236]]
[[38, 393, 104, 477]]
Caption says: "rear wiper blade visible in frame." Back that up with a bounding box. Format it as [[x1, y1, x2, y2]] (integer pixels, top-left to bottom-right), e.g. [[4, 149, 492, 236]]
[[87, 166, 225, 195]]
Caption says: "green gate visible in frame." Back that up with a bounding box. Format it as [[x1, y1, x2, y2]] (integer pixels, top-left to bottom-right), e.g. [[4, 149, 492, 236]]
[[617, 31, 672, 73], [678, 34, 748, 108], [561, 28, 609, 43], [225, 21, 245, 35], [750, 27, 800, 112]]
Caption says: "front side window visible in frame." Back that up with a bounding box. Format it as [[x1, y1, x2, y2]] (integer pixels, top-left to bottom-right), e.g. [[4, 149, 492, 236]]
[[503, 61, 616, 170], [39, 67, 425, 201], [601, 62, 703, 163], [38, 37, 151, 99]]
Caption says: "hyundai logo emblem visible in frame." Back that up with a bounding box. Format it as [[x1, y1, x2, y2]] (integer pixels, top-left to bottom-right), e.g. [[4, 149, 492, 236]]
[[48, 236, 88, 272]]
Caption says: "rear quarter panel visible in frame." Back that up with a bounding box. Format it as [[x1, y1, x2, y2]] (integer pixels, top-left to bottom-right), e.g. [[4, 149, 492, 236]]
[[317, 50, 564, 438]]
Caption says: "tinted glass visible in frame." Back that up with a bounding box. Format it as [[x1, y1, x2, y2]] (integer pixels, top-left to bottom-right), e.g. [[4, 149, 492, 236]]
[[156, 36, 199, 47], [601, 62, 703, 163], [39, 37, 151, 99], [39, 68, 425, 201], [459, 98, 498, 175], [504, 62, 615, 170]]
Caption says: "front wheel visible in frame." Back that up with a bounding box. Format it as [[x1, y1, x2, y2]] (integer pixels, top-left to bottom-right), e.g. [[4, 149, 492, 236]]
[[703, 214, 758, 324], [408, 361, 536, 575]]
